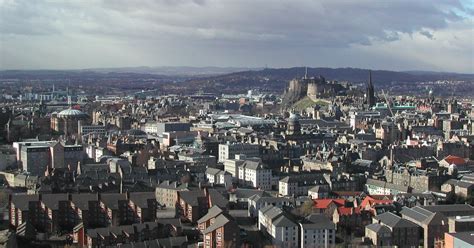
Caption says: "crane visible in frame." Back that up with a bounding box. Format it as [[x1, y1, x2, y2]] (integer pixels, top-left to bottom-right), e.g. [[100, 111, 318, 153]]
[[381, 89, 394, 117]]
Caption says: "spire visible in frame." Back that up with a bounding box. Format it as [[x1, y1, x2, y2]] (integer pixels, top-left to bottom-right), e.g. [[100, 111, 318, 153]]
[[304, 66, 308, 79], [368, 70, 372, 87]]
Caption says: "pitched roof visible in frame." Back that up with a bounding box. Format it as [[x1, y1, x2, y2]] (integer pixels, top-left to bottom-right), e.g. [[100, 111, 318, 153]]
[[313, 199, 345, 209], [11, 194, 40, 211], [366, 223, 391, 234], [202, 214, 232, 233], [197, 206, 223, 224], [443, 155, 466, 165], [272, 214, 297, 227], [301, 214, 336, 230], [375, 212, 419, 228], [179, 190, 205, 206]]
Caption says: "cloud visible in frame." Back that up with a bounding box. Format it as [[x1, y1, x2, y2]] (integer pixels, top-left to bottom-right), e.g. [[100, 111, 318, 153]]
[[0, 0, 472, 72]]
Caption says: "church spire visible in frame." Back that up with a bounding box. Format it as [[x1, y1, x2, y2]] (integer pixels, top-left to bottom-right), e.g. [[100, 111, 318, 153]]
[[366, 70, 375, 107]]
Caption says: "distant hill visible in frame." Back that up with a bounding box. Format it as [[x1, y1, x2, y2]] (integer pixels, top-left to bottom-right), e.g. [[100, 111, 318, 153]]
[[182, 67, 474, 93], [1, 67, 472, 95]]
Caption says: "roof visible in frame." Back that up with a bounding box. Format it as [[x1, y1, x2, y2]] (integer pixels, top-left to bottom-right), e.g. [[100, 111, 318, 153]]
[[366, 223, 391, 234], [313, 199, 345, 209], [101, 193, 127, 210], [422, 204, 474, 216], [41, 193, 68, 210], [197, 206, 223, 224], [179, 190, 205, 206], [11, 194, 40, 211], [208, 189, 229, 208], [205, 167, 222, 176], [273, 214, 297, 227], [443, 179, 474, 189], [443, 155, 466, 165], [301, 214, 336, 230], [360, 196, 393, 209], [129, 192, 155, 208], [71, 193, 99, 210], [374, 212, 419, 228], [448, 231, 474, 245], [400, 206, 445, 225], [57, 108, 87, 118], [202, 214, 232, 233]]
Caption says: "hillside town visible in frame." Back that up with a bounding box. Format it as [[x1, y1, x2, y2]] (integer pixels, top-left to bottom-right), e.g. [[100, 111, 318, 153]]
[[0, 70, 472, 248]]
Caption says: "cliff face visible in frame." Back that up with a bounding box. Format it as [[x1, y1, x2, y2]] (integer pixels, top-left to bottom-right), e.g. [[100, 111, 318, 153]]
[[282, 78, 308, 109]]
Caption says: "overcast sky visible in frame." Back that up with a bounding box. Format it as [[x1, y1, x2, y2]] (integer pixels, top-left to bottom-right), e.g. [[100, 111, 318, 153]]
[[1, 0, 473, 72]]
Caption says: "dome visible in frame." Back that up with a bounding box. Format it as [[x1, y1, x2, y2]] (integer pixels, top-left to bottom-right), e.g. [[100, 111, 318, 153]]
[[288, 113, 299, 122], [57, 108, 87, 118]]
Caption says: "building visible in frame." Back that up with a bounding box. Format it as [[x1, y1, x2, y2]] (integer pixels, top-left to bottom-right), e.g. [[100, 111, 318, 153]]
[[78, 124, 106, 137], [205, 167, 232, 187], [237, 160, 272, 190], [259, 205, 298, 248], [365, 178, 410, 195], [218, 143, 260, 162], [366, 70, 376, 107], [155, 181, 189, 209], [300, 214, 336, 248], [14, 141, 85, 176], [444, 231, 474, 248], [401, 207, 445, 248], [370, 212, 421, 247], [247, 194, 293, 218], [197, 206, 240, 248], [143, 122, 191, 135], [279, 173, 326, 197], [51, 108, 89, 136], [223, 154, 260, 179]]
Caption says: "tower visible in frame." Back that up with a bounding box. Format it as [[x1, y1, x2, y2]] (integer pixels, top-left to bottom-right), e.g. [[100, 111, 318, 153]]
[[366, 70, 375, 107]]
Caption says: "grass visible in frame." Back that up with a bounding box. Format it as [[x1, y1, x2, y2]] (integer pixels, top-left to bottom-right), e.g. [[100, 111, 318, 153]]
[[292, 96, 329, 111]]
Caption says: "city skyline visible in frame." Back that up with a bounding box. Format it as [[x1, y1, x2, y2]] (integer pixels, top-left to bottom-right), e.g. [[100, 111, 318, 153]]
[[1, 0, 473, 73]]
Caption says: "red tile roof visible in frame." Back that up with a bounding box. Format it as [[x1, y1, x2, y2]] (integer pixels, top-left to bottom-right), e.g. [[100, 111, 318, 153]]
[[313, 199, 345, 209], [444, 155, 466, 165]]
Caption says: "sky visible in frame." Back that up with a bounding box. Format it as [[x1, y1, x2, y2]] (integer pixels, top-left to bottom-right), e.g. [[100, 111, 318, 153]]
[[1, 0, 473, 73]]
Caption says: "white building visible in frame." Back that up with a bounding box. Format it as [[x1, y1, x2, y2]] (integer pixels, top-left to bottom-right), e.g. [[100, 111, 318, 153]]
[[223, 154, 260, 179], [205, 167, 232, 187], [248, 194, 293, 218], [218, 142, 260, 162], [308, 185, 330, 199], [238, 160, 272, 190], [279, 173, 327, 197], [78, 124, 106, 136], [259, 205, 299, 248], [300, 214, 336, 248]]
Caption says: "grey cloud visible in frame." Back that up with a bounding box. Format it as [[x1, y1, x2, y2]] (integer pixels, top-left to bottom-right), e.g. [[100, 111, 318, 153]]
[[0, 0, 472, 72]]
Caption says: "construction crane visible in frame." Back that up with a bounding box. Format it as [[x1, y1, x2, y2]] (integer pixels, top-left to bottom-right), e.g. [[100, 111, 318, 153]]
[[381, 89, 394, 117]]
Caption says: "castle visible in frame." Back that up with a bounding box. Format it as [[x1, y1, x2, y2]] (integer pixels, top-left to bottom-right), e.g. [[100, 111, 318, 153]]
[[282, 69, 346, 109]]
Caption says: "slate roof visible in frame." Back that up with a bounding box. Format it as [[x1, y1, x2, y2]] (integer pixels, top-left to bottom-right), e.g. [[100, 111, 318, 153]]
[[197, 206, 223, 224], [374, 212, 419, 228], [202, 214, 232, 234], [71, 193, 99, 210], [208, 188, 229, 208], [41, 193, 68, 210], [272, 214, 297, 227], [101, 193, 127, 210], [129, 192, 155, 208], [179, 190, 205, 207], [366, 223, 391, 234], [11, 194, 40, 211], [301, 214, 336, 230]]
